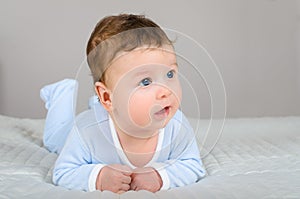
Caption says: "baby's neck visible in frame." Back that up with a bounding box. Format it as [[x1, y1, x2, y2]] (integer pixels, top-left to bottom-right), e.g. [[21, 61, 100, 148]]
[[115, 127, 159, 167], [116, 128, 158, 151]]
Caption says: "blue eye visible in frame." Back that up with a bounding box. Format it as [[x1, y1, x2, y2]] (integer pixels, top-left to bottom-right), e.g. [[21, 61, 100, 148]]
[[167, 70, 175, 78], [139, 78, 152, 86]]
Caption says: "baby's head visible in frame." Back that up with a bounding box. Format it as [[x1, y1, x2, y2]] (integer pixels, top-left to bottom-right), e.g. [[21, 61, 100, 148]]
[[87, 14, 173, 84], [86, 14, 182, 137]]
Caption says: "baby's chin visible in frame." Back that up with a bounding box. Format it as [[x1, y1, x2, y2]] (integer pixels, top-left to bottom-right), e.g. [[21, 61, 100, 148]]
[[122, 121, 166, 139], [132, 131, 159, 139], [112, 110, 176, 138]]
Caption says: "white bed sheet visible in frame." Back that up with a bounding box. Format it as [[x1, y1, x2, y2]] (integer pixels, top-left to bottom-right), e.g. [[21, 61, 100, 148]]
[[0, 114, 299, 199]]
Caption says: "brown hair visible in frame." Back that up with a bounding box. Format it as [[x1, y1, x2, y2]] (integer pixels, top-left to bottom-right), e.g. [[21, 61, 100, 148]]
[[86, 14, 173, 83]]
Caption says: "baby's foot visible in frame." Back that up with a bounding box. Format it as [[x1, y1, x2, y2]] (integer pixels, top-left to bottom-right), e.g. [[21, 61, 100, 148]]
[[40, 79, 78, 110]]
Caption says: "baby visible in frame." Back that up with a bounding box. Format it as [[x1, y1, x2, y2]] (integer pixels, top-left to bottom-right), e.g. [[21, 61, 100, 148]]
[[41, 14, 205, 193]]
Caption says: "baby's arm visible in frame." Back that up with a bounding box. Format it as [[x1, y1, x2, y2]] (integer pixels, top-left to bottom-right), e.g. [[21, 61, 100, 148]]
[[53, 125, 132, 192], [130, 116, 205, 191], [159, 138, 205, 189], [52, 125, 104, 191], [150, 115, 206, 189]]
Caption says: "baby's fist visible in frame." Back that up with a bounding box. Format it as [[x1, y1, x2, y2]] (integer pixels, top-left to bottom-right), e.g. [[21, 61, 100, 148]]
[[96, 164, 132, 193], [130, 167, 162, 192]]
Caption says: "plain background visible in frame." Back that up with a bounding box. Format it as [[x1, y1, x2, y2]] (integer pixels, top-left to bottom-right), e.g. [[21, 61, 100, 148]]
[[0, 0, 299, 119]]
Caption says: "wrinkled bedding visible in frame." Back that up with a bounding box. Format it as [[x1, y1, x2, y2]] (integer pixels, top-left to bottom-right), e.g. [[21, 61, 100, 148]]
[[0, 114, 299, 198]]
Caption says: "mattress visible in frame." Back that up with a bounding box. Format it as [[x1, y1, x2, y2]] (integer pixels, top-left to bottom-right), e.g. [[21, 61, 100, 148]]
[[0, 114, 299, 198]]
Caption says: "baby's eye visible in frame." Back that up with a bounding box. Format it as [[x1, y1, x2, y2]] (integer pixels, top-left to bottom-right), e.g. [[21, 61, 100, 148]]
[[139, 78, 152, 87], [167, 70, 175, 79]]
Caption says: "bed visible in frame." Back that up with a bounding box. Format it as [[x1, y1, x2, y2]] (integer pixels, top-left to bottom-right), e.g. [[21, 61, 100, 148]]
[[0, 114, 299, 198]]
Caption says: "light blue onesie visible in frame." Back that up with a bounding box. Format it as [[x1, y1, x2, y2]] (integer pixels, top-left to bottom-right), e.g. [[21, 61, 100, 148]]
[[41, 79, 206, 192]]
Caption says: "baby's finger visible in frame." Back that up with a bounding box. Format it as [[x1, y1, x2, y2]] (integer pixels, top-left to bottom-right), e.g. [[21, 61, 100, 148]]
[[117, 190, 125, 194], [120, 183, 130, 191], [130, 180, 137, 191], [122, 175, 132, 184]]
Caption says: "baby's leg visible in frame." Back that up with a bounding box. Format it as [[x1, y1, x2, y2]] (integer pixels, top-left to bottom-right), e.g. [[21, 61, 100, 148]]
[[40, 79, 78, 154]]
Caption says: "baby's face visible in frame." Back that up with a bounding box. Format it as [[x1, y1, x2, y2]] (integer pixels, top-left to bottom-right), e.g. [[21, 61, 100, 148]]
[[106, 46, 182, 138]]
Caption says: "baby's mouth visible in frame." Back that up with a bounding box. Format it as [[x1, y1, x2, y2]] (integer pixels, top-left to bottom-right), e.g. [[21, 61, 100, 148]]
[[154, 106, 170, 120]]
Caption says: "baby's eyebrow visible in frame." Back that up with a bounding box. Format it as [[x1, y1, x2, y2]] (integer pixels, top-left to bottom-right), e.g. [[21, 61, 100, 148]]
[[132, 63, 178, 77], [132, 69, 151, 77], [171, 62, 178, 67]]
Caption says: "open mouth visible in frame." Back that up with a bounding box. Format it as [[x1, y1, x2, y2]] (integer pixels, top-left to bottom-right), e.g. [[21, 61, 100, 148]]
[[154, 106, 170, 119]]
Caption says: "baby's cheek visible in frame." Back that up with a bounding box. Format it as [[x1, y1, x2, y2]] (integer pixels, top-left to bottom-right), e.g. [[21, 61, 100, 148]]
[[128, 94, 153, 127], [173, 82, 182, 104]]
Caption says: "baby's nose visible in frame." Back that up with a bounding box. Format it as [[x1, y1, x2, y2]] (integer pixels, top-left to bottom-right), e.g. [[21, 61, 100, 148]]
[[156, 85, 172, 99]]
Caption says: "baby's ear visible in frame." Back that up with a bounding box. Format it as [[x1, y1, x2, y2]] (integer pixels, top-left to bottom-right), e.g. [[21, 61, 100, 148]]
[[95, 82, 113, 111]]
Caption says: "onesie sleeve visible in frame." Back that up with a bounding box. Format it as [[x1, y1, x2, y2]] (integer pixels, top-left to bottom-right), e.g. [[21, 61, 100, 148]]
[[151, 112, 206, 190], [52, 125, 106, 191]]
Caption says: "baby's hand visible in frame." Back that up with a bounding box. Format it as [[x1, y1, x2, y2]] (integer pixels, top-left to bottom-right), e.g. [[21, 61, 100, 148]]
[[130, 167, 162, 192], [96, 164, 132, 194]]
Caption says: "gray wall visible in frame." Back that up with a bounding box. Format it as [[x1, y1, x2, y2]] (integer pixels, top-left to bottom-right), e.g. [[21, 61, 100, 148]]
[[0, 0, 299, 119]]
